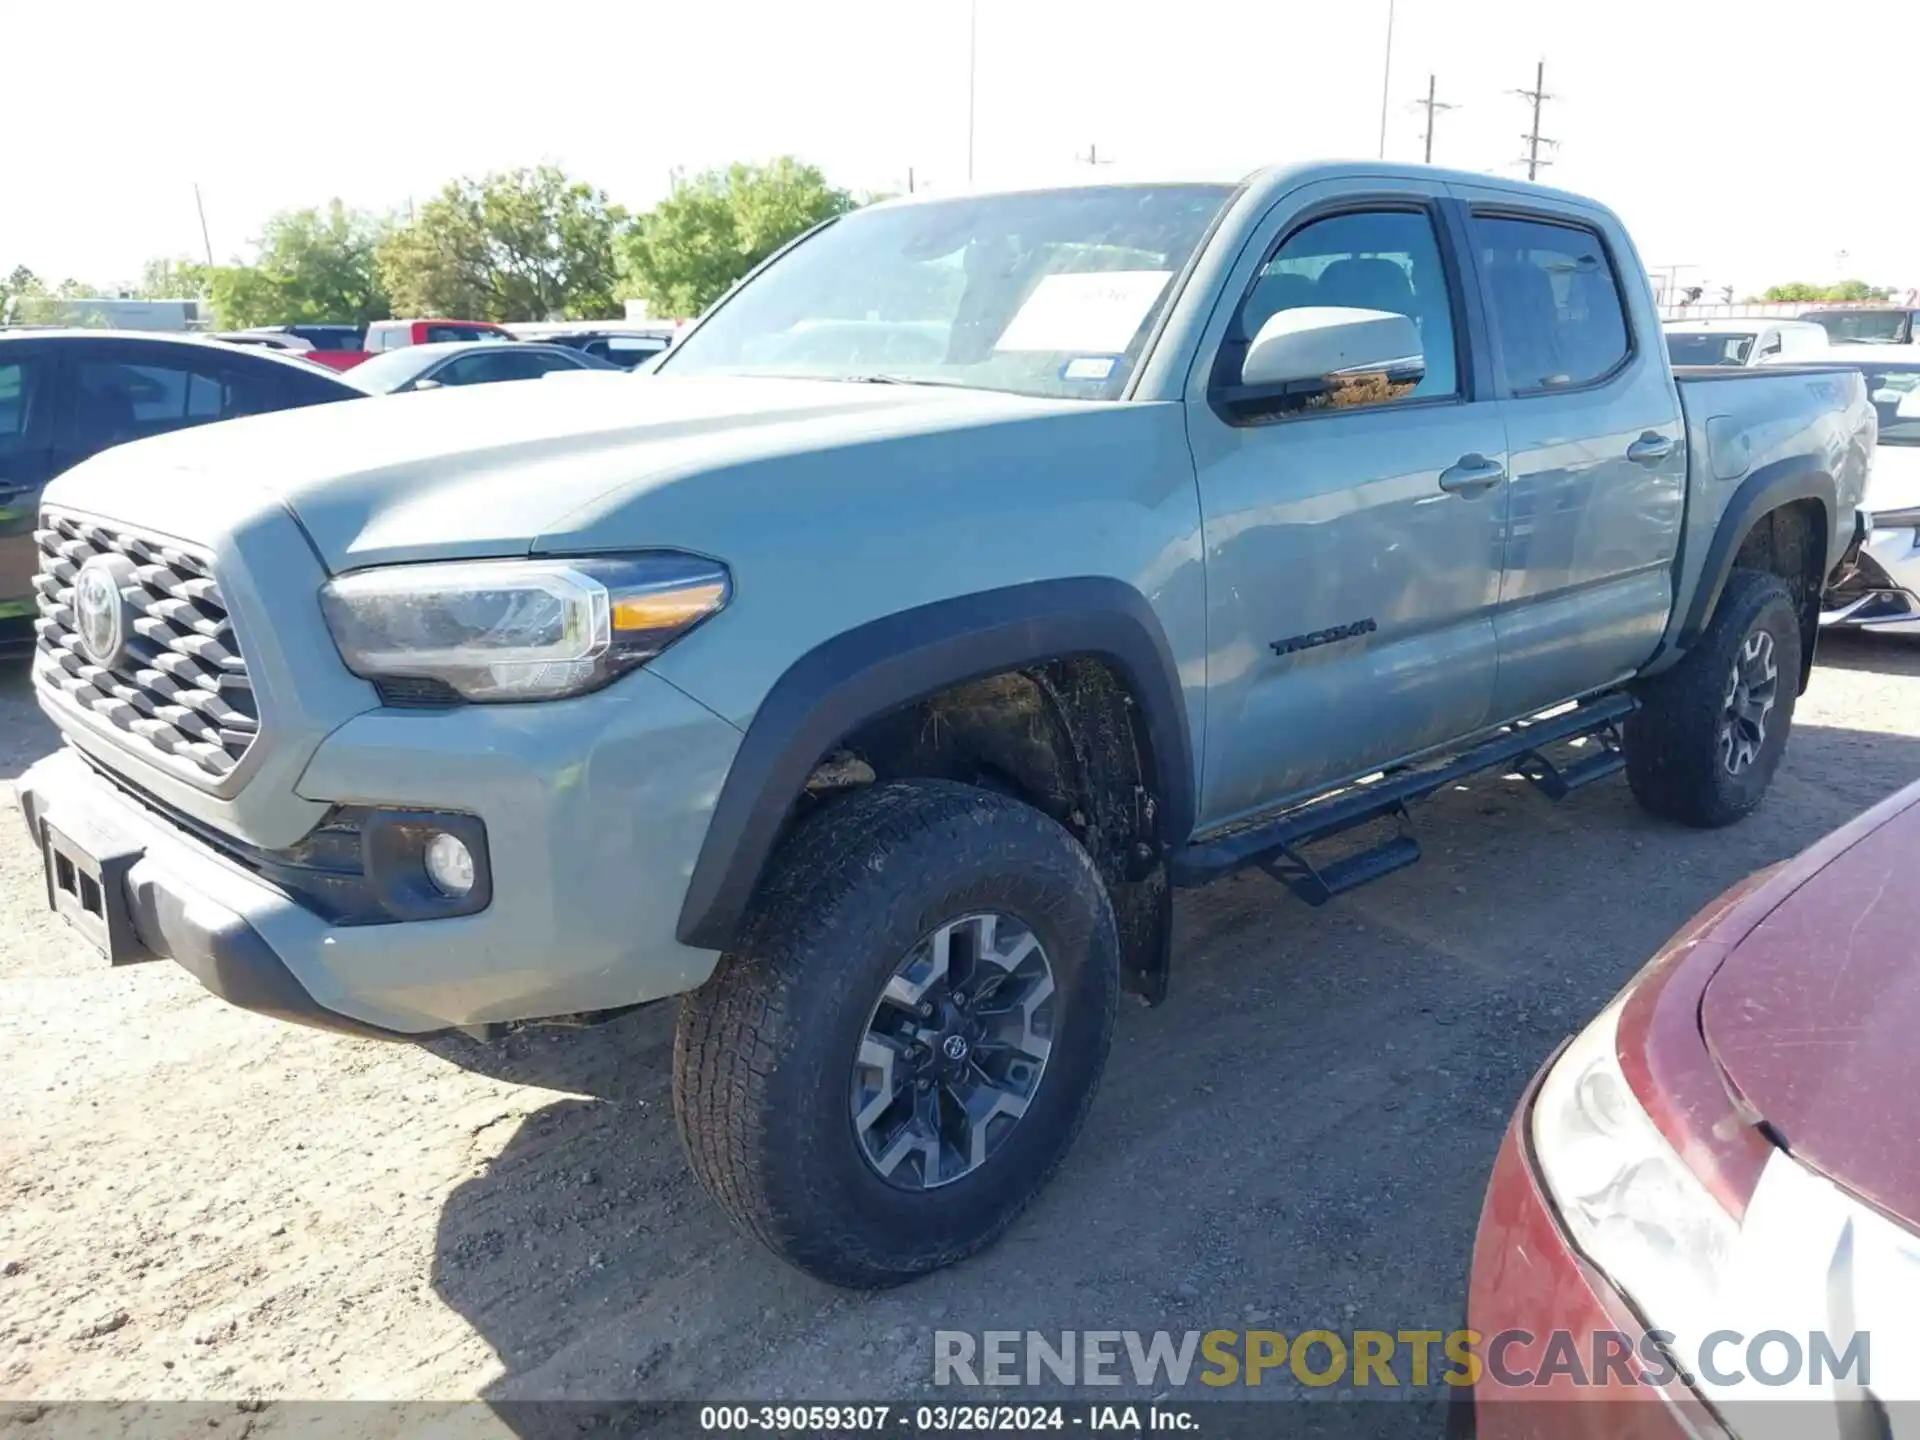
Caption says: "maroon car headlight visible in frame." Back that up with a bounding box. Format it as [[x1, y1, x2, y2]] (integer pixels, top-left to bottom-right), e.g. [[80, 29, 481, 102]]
[[1531, 997, 1739, 1342]]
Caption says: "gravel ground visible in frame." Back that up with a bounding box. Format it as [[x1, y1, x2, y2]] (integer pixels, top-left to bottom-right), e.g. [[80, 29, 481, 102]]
[[4, 635, 1919, 1430]]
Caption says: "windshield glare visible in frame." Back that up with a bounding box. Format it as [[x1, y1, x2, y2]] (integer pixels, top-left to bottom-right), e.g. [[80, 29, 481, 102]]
[[1804, 310, 1912, 344], [658, 184, 1236, 400], [1853, 364, 1920, 445], [1666, 332, 1755, 366]]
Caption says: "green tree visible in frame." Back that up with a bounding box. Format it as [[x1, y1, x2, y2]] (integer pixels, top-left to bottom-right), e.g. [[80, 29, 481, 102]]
[[200, 201, 390, 329], [620, 158, 855, 317], [375, 166, 624, 322], [1756, 279, 1894, 304], [134, 257, 210, 299]]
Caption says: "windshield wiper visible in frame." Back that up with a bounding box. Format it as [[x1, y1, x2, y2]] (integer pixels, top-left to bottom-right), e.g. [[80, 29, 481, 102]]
[[839, 373, 970, 389]]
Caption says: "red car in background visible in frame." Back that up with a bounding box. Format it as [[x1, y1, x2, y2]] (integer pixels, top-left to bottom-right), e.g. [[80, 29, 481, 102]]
[[361, 318, 514, 354], [1467, 778, 1920, 1438], [232, 320, 516, 372]]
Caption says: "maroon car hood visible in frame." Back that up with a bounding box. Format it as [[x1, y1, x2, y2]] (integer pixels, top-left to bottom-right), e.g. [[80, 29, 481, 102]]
[[1702, 799, 1920, 1231]]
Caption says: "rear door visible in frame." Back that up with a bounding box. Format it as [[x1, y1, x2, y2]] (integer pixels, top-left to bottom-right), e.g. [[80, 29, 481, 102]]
[[1183, 179, 1509, 828], [1448, 192, 1685, 720]]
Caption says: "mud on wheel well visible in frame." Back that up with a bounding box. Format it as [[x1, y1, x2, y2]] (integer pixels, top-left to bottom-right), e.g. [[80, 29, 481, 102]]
[[796, 659, 1174, 1003], [1731, 498, 1826, 690]]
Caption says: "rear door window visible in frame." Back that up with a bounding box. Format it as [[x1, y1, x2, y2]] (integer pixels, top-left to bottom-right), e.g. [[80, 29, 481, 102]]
[[1471, 214, 1631, 393], [0, 358, 47, 459]]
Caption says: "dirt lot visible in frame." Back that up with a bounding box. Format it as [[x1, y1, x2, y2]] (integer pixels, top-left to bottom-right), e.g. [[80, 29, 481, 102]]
[[5, 636, 1920, 1425]]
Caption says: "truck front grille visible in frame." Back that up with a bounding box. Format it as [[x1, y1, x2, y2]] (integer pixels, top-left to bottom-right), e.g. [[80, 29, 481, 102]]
[[32, 511, 259, 780]]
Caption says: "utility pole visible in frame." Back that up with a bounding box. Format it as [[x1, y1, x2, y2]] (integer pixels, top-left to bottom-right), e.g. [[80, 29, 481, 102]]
[[966, 0, 977, 185], [192, 183, 213, 266], [1075, 143, 1114, 167], [1512, 60, 1556, 180], [1376, 0, 1396, 158], [907, 166, 916, 195], [1411, 74, 1458, 164]]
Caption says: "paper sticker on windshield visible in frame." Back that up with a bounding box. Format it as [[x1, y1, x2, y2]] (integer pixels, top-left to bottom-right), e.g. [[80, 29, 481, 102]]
[[1062, 356, 1117, 382], [995, 271, 1172, 354]]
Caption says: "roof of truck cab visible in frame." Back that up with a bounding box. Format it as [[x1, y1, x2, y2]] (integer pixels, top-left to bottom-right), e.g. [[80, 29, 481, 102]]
[[866, 160, 1618, 213]]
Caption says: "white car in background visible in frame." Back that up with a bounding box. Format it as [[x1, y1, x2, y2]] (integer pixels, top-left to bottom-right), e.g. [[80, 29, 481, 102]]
[[1664, 316, 1830, 367], [1793, 343, 1920, 634]]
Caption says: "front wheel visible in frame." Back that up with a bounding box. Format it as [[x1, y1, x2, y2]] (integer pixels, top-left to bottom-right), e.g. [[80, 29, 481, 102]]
[[1625, 568, 1801, 828], [673, 779, 1120, 1288]]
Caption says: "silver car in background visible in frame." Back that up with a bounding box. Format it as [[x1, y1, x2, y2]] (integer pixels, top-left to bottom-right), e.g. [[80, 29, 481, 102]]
[[1791, 344, 1920, 634]]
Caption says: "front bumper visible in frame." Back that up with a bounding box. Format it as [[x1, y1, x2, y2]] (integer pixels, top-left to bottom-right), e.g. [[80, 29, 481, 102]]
[[1821, 521, 1920, 633], [16, 669, 744, 1036], [1466, 1062, 1726, 1440]]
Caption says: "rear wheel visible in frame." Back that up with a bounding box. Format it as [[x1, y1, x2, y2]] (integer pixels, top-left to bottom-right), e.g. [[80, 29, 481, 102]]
[[1625, 568, 1800, 828], [673, 779, 1120, 1287]]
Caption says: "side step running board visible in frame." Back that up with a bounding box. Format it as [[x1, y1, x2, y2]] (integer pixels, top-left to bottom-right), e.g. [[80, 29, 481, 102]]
[[1170, 692, 1636, 894]]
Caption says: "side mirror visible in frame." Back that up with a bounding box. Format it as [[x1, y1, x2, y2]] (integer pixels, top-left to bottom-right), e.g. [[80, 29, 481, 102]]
[[410, 377, 443, 392], [1232, 306, 1424, 413]]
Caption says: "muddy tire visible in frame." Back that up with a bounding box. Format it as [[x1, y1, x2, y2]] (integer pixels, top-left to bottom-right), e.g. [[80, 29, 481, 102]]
[[1625, 568, 1801, 828], [673, 779, 1120, 1288]]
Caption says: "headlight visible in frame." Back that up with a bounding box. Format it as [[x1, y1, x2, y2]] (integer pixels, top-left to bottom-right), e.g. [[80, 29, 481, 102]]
[[320, 554, 729, 702], [1531, 998, 1738, 1345]]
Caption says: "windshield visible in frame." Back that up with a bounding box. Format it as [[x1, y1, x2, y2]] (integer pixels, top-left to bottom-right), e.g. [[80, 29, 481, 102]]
[[339, 347, 443, 393], [1802, 310, 1912, 344], [658, 184, 1236, 400], [1666, 331, 1755, 366]]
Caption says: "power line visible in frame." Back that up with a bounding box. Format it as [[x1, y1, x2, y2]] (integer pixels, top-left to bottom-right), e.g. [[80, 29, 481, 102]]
[[1375, 0, 1396, 159], [1409, 74, 1458, 164], [1511, 59, 1557, 180]]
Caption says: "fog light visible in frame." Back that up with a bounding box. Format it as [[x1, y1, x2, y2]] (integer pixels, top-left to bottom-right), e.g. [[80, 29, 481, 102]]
[[423, 832, 476, 897]]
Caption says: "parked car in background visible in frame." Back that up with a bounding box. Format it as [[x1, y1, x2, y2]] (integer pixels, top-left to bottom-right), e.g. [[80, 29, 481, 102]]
[[1798, 306, 1919, 345], [1793, 344, 1920, 635], [340, 341, 618, 394], [1664, 317, 1829, 367], [216, 330, 315, 355], [1468, 774, 1920, 1433], [223, 324, 371, 371], [12, 164, 1872, 1288], [506, 323, 677, 369], [0, 330, 359, 654], [361, 318, 514, 353]]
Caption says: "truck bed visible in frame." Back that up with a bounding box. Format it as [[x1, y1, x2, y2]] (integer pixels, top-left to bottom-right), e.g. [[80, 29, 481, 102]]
[[1665, 364, 1873, 645]]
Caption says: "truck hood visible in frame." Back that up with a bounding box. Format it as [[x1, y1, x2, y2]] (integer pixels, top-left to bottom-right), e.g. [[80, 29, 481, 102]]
[[45, 373, 1090, 573], [1699, 795, 1920, 1232]]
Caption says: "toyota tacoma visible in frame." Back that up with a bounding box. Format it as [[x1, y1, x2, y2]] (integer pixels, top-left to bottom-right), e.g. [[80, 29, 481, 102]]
[[15, 163, 1874, 1287]]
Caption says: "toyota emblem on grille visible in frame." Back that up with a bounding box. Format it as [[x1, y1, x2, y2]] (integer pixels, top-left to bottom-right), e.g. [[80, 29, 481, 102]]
[[73, 557, 131, 669]]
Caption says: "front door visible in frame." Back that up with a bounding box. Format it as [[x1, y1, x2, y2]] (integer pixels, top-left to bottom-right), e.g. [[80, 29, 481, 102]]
[[1184, 186, 1509, 831], [1448, 194, 1685, 721]]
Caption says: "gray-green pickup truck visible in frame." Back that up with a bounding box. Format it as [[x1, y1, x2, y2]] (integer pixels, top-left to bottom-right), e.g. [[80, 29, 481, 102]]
[[15, 162, 1874, 1287]]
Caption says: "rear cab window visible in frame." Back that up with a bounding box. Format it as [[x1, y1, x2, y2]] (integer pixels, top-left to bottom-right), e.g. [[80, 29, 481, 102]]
[[1470, 213, 1631, 393]]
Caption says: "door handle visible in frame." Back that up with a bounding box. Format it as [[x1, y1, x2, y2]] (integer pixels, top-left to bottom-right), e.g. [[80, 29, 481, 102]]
[[1437, 454, 1506, 496], [1626, 432, 1675, 466]]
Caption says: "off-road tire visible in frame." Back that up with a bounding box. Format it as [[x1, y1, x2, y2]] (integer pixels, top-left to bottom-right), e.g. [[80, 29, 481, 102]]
[[1625, 568, 1801, 828], [673, 779, 1120, 1288]]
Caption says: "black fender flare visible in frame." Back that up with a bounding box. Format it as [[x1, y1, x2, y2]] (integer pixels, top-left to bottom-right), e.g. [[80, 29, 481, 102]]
[[675, 578, 1195, 951], [1676, 455, 1834, 648]]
